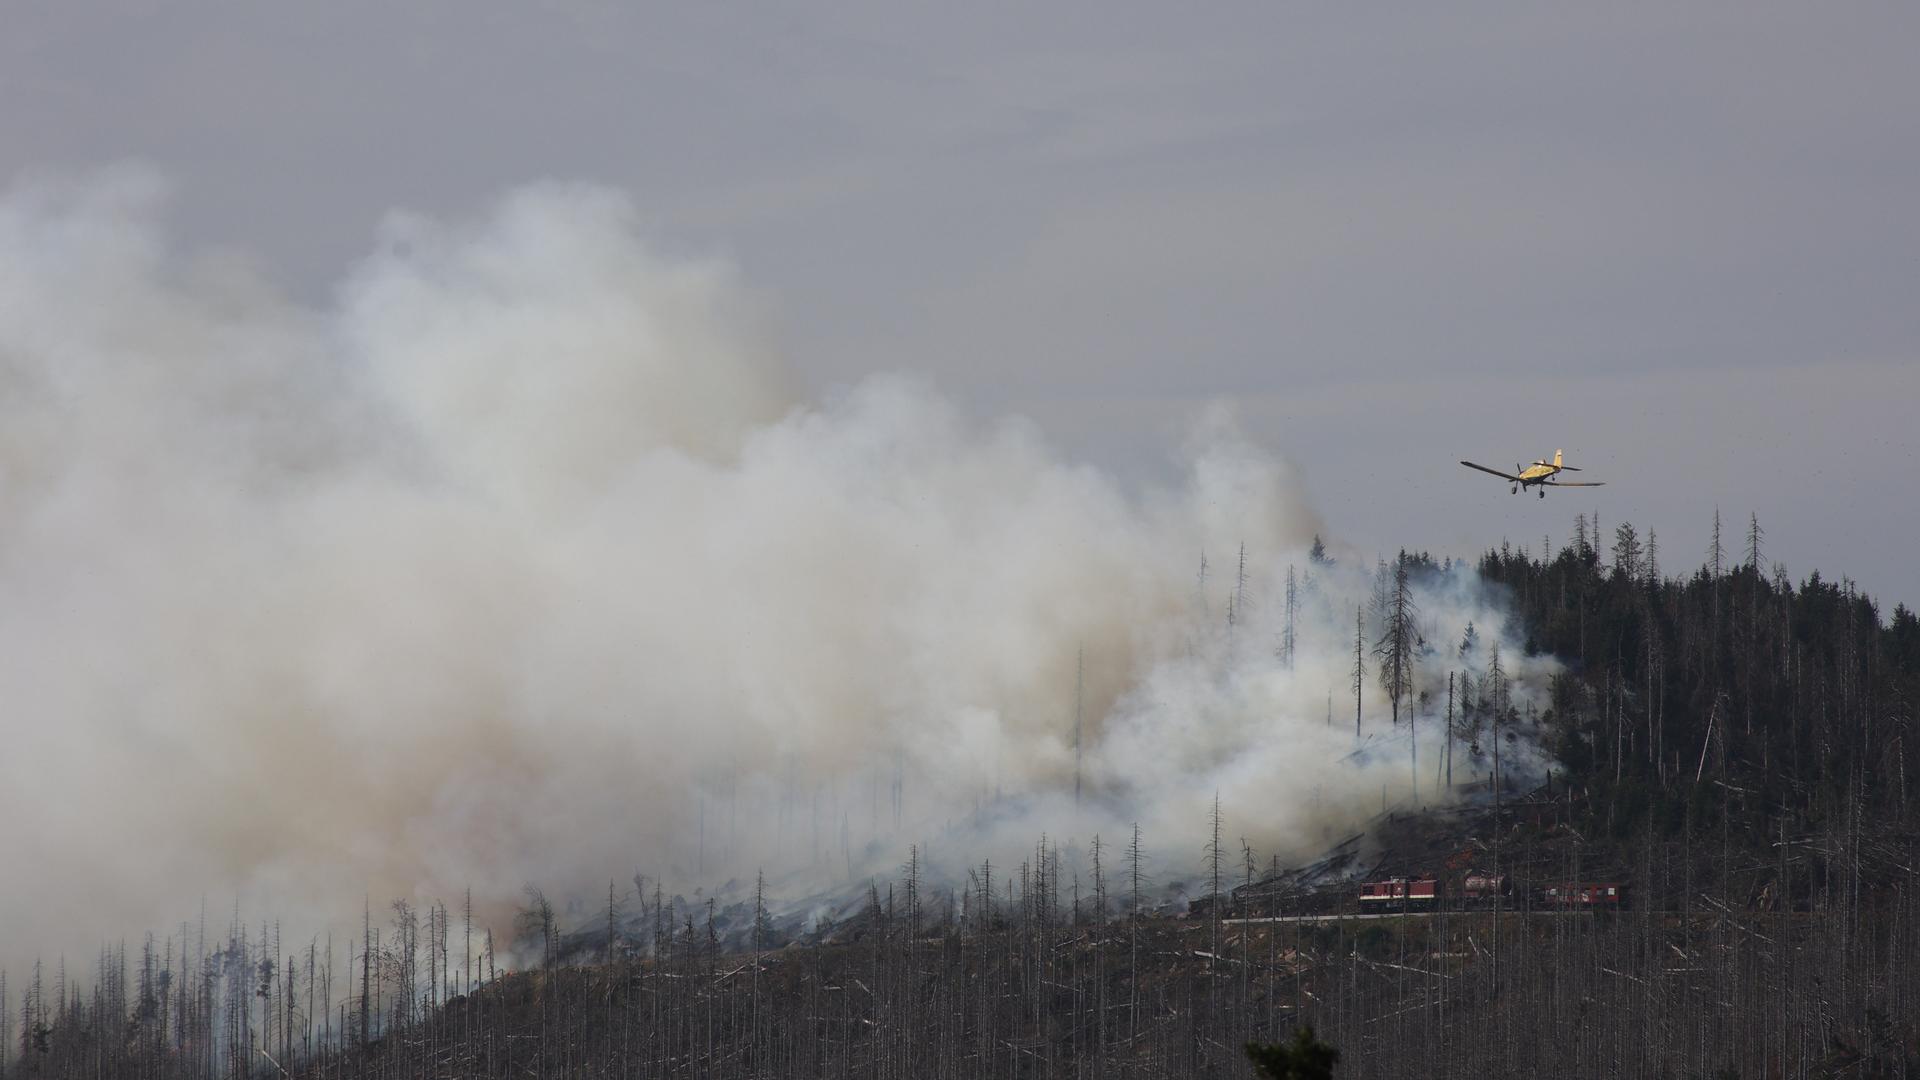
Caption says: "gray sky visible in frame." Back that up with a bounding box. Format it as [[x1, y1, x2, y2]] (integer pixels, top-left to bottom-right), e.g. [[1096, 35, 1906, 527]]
[[7, 2, 1918, 605]]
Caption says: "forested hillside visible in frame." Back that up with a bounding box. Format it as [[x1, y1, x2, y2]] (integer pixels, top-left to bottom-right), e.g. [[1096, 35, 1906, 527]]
[[1479, 510, 1918, 866], [5, 512, 1917, 1079]]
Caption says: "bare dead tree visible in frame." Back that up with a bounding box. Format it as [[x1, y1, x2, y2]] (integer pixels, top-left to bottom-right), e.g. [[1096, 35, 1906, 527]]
[[1280, 564, 1298, 669], [1352, 605, 1367, 736]]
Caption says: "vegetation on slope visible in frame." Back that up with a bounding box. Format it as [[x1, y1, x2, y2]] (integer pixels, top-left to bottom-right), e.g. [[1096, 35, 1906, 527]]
[[5, 510, 1918, 1078]]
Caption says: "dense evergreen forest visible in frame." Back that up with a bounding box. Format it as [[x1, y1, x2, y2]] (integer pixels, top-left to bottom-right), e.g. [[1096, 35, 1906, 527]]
[[1480, 509, 1919, 856], [5, 511, 1917, 1078]]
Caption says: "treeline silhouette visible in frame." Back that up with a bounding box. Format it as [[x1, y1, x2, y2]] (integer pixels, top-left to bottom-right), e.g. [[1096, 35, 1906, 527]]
[[3, 510, 1916, 1078]]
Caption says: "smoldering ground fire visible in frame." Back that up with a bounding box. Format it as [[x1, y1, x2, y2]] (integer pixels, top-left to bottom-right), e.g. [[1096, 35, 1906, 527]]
[[0, 168, 1558, 969]]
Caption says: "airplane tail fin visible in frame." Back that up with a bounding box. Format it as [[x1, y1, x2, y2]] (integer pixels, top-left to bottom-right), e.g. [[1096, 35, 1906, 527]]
[[1554, 449, 1563, 468]]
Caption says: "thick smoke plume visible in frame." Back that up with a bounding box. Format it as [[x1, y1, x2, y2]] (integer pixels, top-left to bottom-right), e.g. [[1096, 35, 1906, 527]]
[[0, 168, 1557, 966]]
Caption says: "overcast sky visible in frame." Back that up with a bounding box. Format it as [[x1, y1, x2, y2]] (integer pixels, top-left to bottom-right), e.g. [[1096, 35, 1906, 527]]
[[6, 2, 1917, 605]]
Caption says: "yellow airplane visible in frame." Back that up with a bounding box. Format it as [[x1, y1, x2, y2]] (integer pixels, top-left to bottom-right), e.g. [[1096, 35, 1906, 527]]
[[1460, 450, 1605, 498]]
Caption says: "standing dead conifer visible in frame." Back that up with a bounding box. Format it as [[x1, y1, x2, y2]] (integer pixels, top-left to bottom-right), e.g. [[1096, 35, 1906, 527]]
[[606, 881, 619, 966], [1074, 646, 1084, 806], [903, 845, 921, 935], [1230, 541, 1250, 635], [1126, 822, 1144, 1042], [1089, 835, 1106, 925], [752, 869, 768, 1073], [1206, 795, 1224, 964], [1487, 644, 1506, 798], [1351, 605, 1366, 736], [462, 888, 472, 997], [358, 900, 370, 1050], [1195, 550, 1210, 620], [1280, 564, 1298, 669]]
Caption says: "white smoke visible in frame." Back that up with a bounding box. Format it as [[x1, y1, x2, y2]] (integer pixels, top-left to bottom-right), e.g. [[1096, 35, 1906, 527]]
[[0, 167, 1557, 967]]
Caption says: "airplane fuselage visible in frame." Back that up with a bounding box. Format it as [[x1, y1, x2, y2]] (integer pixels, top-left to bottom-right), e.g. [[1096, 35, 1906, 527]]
[[1507, 461, 1566, 497], [1459, 450, 1600, 498]]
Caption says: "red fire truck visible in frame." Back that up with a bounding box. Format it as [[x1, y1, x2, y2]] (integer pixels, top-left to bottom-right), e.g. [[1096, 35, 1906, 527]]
[[1540, 882, 1627, 908], [1357, 877, 1441, 911], [1460, 872, 1511, 907]]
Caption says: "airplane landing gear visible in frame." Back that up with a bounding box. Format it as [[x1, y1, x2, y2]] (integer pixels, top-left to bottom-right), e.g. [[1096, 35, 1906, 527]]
[[1538, 489, 1545, 499], [1511, 485, 1518, 495]]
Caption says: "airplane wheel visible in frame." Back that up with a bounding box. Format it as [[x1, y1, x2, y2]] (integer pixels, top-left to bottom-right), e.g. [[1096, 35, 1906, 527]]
[[1538, 489, 1545, 499]]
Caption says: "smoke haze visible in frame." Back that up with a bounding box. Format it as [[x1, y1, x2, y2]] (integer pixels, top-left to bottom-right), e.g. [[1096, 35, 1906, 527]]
[[0, 168, 1558, 967]]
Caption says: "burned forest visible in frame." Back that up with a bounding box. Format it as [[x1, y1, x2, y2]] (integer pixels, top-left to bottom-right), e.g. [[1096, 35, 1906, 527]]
[[4, 516, 1918, 1079]]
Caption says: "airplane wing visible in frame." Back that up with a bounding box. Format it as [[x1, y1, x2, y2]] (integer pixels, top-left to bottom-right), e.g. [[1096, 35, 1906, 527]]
[[1543, 480, 1605, 487], [1460, 461, 1521, 481]]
